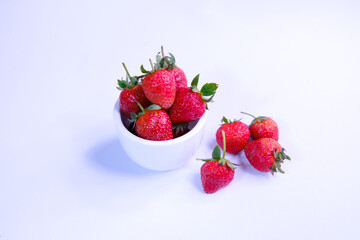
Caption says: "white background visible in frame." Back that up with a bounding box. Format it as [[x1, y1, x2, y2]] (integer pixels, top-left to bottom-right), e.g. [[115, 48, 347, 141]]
[[1, 0, 360, 239]]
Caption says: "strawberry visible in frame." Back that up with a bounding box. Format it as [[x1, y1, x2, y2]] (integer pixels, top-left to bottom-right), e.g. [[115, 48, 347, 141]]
[[117, 63, 151, 119], [244, 138, 291, 174], [131, 103, 173, 141], [241, 112, 279, 141], [155, 46, 187, 89], [199, 130, 237, 194], [141, 61, 176, 110], [168, 67, 187, 90], [169, 74, 218, 124], [216, 117, 250, 154]]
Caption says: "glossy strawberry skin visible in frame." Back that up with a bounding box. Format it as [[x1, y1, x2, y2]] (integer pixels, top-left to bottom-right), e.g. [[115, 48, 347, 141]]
[[216, 121, 250, 154], [119, 85, 151, 119], [250, 118, 279, 141], [167, 67, 187, 90], [244, 138, 281, 172], [142, 70, 176, 110], [201, 161, 235, 194], [169, 87, 206, 124], [135, 109, 173, 141]]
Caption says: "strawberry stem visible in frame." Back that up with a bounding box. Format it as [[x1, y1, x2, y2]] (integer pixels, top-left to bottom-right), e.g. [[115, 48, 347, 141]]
[[161, 45, 165, 58], [149, 58, 154, 71], [136, 102, 145, 113], [221, 130, 226, 159], [241, 111, 256, 119], [122, 62, 131, 77]]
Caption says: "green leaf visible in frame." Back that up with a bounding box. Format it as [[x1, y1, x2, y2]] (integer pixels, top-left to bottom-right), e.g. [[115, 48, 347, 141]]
[[147, 104, 162, 110], [159, 58, 165, 68], [164, 57, 171, 67], [218, 159, 225, 165], [197, 158, 213, 162], [130, 112, 138, 121], [129, 76, 138, 85], [212, 145, 221, 160], [140, 65, 148, 74], [117, 79, 127, 89], [169, 52, 176, 64], [226, 161, 236, 169], [200, 83, 218, 96], [277, 167, 285, 174], [156, 54, 162, 64], [203, 93, 216, 103], [222, 116, 228, 124], [191, 74, 200, 88]]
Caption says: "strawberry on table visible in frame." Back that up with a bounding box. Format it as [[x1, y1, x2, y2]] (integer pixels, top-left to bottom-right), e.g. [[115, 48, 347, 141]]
[[131, 103, 173, 141], [244, 138, 291, 174], [241, 112, 279, 141], [199, 130, 237, 194], [117, 63, 151, 119], [169, 74, 218, 124], [216, 117, 250, 154]]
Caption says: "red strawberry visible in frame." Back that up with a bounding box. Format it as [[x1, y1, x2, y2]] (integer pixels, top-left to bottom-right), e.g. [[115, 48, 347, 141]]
[[155, 47, 187, 89], [242, 112, 279, 141], [117, 63, 151, 118], [168, 67, 187, 90], [141, 69, 176, 110], [169, 74, 218, 124], [199, 130, 237, 194], [216, 117, 250, 154], [244, 138, 291, 174], [131, 103, 173, 141]]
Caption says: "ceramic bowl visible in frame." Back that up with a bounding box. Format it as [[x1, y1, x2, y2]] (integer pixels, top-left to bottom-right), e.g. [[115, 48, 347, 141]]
[[113, 99, 207, 171]]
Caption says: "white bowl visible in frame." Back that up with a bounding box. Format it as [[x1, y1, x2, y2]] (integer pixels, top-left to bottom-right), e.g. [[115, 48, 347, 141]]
[[113, 99, 207, 171]]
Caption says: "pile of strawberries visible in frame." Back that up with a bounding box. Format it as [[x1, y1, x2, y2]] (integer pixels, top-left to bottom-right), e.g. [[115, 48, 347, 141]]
[[117, 47, 291, 195], [117, 47, 218, 141], [199, 113, 291, 194]]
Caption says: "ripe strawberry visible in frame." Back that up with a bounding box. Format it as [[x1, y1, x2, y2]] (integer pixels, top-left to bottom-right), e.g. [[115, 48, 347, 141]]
[[216, 117, 250, 154], [244, 138, 291, 174], [154, 47, 187, 89], [199, 130, 237, 194], [169, 74, 218, 124], [131, 103, 173, 141], [117, 63, 151, 118], [168, 67, 187, 90], [242, 112, 279, 141], [141, 66, 176, 110]]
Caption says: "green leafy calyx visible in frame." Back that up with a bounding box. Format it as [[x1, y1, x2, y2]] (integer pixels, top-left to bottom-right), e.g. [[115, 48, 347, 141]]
[[117, 63, 144, 90], [241, 112, 268, 126], [129, 103, 161, 123], [190, 74, 218, 109], [155, 46, 177, 70], [172, 122, 189, 135], [141, 46, 178, 76], [221, 116, 241, 125], [198, 130, 238, 169], [270, 148, 291, 175]]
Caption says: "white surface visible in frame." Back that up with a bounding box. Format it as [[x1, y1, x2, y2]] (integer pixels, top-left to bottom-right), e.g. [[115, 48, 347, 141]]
[[113, 99, 207, 171], [1, 0, 360, 240]]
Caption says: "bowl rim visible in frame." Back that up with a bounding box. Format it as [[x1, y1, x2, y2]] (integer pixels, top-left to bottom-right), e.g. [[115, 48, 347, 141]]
[[113, 99, 207, 146]]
